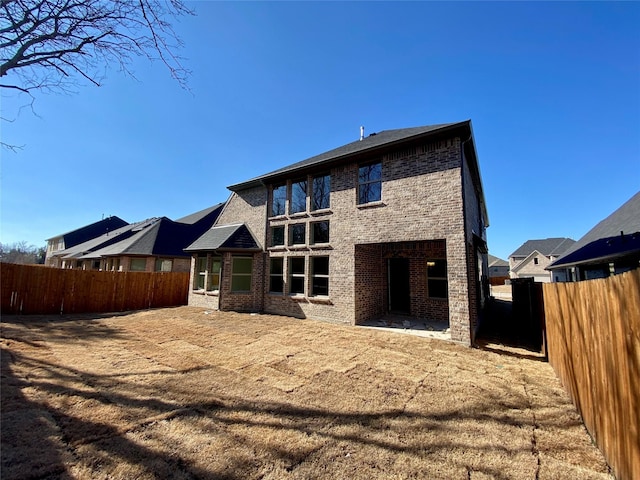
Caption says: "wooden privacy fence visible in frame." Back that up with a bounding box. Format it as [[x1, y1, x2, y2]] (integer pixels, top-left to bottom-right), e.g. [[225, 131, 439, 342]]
[[1, 263, 190, 315], [543, 269, 640, 480]]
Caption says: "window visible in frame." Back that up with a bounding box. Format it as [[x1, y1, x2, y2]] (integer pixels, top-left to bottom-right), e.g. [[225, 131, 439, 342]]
[[427, 259, 448, 299], [358, 162, 382, 204], [311, 256, 329, 296], [289, 257, 305, 295], [155, 259, 173, 272], [311, 221, 329, 244], [271, 226, 285, 247], [312, 174, 331, 210], [271, 184, 286, 216], [231, 257, 253, 292], [290, 179, 307, 214], [207, 257, 221, 291], [289, 223, 306, 246], [533, 257, 539, 265], [269, 258, 284, 294], [195, 255, 207, 289], [194, 255, 221, 291], [130, 258, 146, 271]]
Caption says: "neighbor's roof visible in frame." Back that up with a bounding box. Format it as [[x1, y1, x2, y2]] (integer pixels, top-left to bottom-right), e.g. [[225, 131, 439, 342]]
[[58, 219, 157, 259], [510, 238, 575, 258], [185, 224, 261, 252], [228, 121, 473, 191], [548, 191, 640, 269], [488, 254, 509, 267], [46, 216, 129, 245], [175, 203, 224, 225]]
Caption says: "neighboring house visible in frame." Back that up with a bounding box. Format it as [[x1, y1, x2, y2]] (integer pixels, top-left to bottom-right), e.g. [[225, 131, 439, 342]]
[[45, 216, 128, 267], [509, 238, 575, 282], [548, 191, 640, 281], [186, 120, 489, 346], [51, 204, 224, 272], [488, 254, 509, 284]]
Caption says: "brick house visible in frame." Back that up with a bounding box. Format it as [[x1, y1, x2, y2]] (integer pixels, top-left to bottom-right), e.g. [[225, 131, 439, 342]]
[[186, 121, 489, 345], [509, 238, 575, 283], [50, 204, 223, 272]]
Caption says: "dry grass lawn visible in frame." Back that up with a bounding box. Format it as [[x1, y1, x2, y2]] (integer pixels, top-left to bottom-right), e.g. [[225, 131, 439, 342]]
[[1, 306, 611, 479]]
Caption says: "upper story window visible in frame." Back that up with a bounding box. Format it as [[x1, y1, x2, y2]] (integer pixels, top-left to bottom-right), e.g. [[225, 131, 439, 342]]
[[290, 179, 308, 214], [311, 221, 329, 244], [270, 226, 285, 247], [358, 162, 382, 204], [312, 174, 331, 211], [289, 223, 306, 246], [271, 184, 286, 216]]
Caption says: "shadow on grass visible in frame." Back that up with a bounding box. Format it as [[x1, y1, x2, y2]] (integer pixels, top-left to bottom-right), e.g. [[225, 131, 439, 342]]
[[1, 340, 595, 480]]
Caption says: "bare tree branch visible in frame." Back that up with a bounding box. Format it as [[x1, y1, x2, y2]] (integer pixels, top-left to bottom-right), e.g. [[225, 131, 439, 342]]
[[0, 0, 193, 94]]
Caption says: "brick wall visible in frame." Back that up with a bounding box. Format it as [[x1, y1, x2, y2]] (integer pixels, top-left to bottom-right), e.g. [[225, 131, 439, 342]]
[[189, 134, 486, 345]]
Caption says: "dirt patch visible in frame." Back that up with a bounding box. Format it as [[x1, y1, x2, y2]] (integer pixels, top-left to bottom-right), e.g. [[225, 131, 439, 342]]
[[1, 307, 611, 479]]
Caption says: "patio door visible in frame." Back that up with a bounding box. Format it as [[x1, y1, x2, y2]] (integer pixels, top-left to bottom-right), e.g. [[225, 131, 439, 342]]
[[388, 258, 410, 314]]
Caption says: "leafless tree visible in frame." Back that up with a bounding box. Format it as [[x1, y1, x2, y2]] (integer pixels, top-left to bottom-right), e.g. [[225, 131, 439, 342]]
[[1, 0, 193, 92], [0, 0, 193, 148]]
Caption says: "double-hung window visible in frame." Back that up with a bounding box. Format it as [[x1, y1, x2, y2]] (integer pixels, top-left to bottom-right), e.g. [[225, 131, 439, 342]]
[[311, 174, 330, 210], [231, 257, 253, 292], [289, 257, 305, 295], [358, 162, 382, 204], [269, 258, 284, 294], [311, 256, 329, 296]]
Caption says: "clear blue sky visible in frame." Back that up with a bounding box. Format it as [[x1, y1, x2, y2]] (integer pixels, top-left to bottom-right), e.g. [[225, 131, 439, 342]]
[[1, 1, 639, 261]]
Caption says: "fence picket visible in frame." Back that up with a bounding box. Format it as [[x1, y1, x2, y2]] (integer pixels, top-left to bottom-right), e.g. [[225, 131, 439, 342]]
[[0, 263, 189, 315], [544, 269, 640, 480]]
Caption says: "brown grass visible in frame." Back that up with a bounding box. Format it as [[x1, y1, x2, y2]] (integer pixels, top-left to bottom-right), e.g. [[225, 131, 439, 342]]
[[1, 307, 611, 479]]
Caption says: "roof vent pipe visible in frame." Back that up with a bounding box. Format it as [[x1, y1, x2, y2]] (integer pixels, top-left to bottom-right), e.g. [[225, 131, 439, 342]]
[[360, 126, 364, 141]]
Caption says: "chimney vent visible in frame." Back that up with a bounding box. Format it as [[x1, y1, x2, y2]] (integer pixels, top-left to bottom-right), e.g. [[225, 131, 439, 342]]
[[360, 126, 364, 141]]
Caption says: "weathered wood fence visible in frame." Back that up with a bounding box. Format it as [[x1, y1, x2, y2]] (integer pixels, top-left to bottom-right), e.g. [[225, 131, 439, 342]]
[[543, 269, 640, 480], [1, 263, 190, 315]]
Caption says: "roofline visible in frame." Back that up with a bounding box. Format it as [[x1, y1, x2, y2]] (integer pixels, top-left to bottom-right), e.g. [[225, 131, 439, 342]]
[[547, 250, 639, 270], [227, 121, 473, 192]]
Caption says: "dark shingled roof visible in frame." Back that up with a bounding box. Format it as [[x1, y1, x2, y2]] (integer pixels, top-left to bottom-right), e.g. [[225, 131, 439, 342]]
[[488, 254, 509, 268], [510, 238, 576, 258], [185, 224, 261, 252], [549, 191, 640, 269], [47, 216, 129, 246], [175, 203, 224, 225], [58, 219, 157, 259], [75, 203, 226, 260], [227, 121, 472, 191]]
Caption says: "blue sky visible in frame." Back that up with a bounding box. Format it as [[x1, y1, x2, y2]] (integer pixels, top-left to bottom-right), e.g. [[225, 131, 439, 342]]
[[1, 1, 639, 261]]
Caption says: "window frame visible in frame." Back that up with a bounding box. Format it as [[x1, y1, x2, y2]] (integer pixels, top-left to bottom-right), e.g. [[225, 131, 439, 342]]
[[311, 256, 329, 296], [269, 257, 284, 294], [310, 220, 330, 245], [357, 161, 382, 205], [288, 257, 306, 295], [426, 259, 448, 299], [311, 174, 331, 211], [290, 178, 308, 214], [289, 223, 306, 246], [270, 225, 285, 247], [231, 256, 253, 293], [271, 184, 287, 217], [130, 258, 146, 272]]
